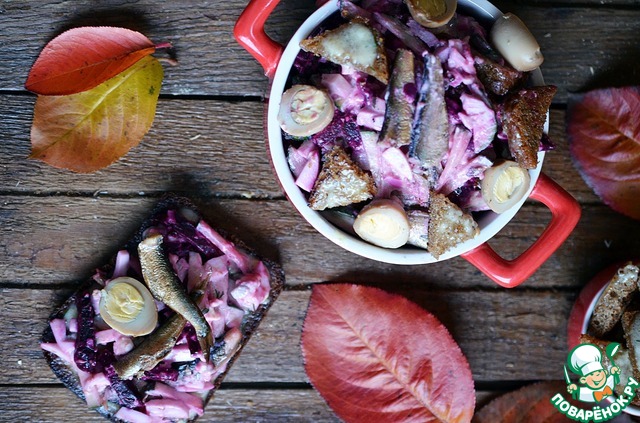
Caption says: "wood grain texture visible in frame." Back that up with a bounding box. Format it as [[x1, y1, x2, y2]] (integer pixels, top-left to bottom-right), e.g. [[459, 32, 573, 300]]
[[0, 96, 281, 197], [1, 0, 639, 102], [2, 196, 639, 289], [0, 0, 315, 97], [0, 385, 582, 423], [3, 289, 575, 384], [3, 0, 640, 420], [0, 386, 340, 422], [0, 94, 604, 204]]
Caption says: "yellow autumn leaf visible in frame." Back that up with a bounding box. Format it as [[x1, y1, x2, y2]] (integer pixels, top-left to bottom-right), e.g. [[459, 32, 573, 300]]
[[30, 55, 163, 173]]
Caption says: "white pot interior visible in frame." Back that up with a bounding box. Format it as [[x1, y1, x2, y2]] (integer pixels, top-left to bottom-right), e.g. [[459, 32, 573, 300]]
[[267, 0, 546, 265]]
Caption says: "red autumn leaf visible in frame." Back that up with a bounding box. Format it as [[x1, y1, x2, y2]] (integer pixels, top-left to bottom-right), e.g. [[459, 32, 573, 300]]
[[473, 381, 633, 422], [26, 26, 157, 95], [567, 87, 640, 220], [302, 284, 475, 423], [473, 381, 566, 423]]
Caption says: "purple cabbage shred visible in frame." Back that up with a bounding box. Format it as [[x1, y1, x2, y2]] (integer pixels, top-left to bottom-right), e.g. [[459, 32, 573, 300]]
[[451, 178, 490, 212], [179, 324, 202, 355], [141, 364, 180, 382], [104, 364, 144, 409], [152, 210, 221, 261], [74, 290, 98, 373], [539, 133, 555, 152], [311, 110, 362, 153]]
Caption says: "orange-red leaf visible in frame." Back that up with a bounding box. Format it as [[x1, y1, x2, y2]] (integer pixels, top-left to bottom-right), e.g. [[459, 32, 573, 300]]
[[302, 284, 475, 423], [30, 55, 163, 173], [26, 26, 156, 95]]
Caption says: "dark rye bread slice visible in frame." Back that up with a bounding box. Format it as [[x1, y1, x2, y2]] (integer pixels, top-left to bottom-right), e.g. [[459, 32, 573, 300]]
[[300, 18, 389, 84], [308, 145, 376, 211], [427, 192, 479, 258], [41, 195, 285, 423], [474, 54, 524, 96], [589, 263, 640, 337], [502, 85, 557, 169]]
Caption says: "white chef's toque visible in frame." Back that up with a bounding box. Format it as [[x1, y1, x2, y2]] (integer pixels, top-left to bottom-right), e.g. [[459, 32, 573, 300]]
[[568, 344, 604, 377]]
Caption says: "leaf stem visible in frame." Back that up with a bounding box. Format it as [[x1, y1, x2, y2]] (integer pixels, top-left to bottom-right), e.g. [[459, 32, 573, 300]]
[[155, 42, 173, 50]]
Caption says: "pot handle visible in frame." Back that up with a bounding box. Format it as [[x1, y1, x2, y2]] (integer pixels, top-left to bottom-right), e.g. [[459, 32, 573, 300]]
[[461, 172, 581, 288], [233, 0, 284, 79]]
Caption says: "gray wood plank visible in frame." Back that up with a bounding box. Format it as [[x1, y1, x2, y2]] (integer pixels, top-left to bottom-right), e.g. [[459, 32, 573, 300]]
[[0, 288, 578, 384], [1, 195, 639, 289], [4, 384, 599, 423], [0, 0, 316, 96], [1, 1, 638, 102], [0, 385, 340, 422], [0, 94, 604, 204], [0, 96, 282, 197]]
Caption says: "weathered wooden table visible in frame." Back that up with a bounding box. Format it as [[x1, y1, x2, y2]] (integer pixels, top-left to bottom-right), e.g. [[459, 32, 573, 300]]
[[2, 0, 640, 421]]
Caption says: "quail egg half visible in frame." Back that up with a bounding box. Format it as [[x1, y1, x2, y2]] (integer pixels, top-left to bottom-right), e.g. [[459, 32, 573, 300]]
[[99, 277, 158, 336]]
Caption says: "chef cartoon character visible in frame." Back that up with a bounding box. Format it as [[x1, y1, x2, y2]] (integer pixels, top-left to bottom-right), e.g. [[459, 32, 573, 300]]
[[566, 343, 620, 403]]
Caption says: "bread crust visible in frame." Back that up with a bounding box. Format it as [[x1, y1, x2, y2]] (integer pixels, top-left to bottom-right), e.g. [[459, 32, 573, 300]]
[[427, 192, 479, 258], [474, 55, 524, 96], [41, 195, 285, 422], [622, 311, 640, 397], [503, 85, 557, 169], [300, 18, 389, 84], [589, 263, 640, 337], [308, 146, 376, 210]]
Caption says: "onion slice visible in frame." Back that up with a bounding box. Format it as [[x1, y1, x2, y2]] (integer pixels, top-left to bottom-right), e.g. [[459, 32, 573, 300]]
[[353, 199, 410, 248], [481, 160, 531, 213], [279, 85, 335, 137], [490, 13, 544, 72]]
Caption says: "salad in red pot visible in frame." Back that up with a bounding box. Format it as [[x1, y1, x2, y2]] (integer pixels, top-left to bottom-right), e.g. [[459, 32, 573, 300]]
[[279, 0, 556, 257]]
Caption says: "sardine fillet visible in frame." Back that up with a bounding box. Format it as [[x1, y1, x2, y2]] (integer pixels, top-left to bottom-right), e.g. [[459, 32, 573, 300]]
[[380, 49, 415, 147], [138, 234, 213, 360], [411, 52, 449, 183], [113, 313, 187, 380]]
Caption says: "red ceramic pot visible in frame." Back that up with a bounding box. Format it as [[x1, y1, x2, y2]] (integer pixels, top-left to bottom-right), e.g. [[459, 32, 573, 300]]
[[234, 0, 581, 287]]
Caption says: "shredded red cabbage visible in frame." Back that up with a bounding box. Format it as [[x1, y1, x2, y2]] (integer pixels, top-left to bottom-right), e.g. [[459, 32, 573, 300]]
[[74, 290, 98, 373], [141, 364, 180, 382], [311, 110, 363, 154], [152, 210, 222, 261], [104, 365, 144, 409], [179, 324, 202, 356]]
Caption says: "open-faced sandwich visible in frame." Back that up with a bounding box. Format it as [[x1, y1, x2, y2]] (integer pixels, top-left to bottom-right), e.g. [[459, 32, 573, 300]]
[[41, 197, 285, 422]]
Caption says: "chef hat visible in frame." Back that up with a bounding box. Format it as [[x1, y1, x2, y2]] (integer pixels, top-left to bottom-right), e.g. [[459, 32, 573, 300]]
[[568, 344, 604, 377]]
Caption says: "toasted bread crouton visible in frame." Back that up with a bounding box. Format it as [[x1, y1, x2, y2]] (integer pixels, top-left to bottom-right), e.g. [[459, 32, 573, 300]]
[[427, 192, 479, 258], [589, 263, 640, 337], [579, 334, 636, 402], [622, 310, 640, 396], [474, 54, 524, 96], [300, 19, 389, 84], [502, 85, 557, 169], [308, 146, 376, 211]]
